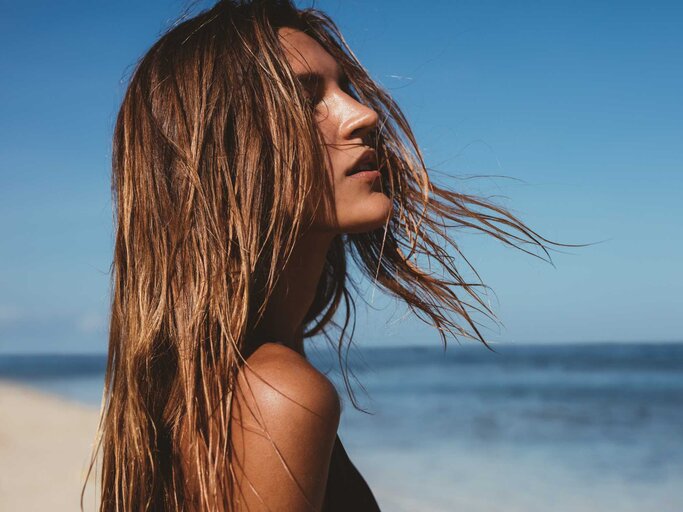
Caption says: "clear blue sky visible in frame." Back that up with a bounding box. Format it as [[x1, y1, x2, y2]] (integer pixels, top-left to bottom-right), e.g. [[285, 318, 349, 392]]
[[1, 1, 681, 353]]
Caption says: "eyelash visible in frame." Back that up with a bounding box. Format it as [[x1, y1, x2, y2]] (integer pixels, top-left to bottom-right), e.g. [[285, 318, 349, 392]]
[[301, 77, 353, 109], [304, 92, 321, 109]]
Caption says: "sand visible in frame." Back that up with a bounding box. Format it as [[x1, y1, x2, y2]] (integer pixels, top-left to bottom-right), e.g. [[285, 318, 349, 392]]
[[3, 380, 676, 512], [0, 381, 438, 512], [0, 381, 101, 512]]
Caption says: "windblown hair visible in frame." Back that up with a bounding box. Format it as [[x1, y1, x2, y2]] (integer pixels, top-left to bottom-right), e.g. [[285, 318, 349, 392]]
[[85, 0, 567, 510]]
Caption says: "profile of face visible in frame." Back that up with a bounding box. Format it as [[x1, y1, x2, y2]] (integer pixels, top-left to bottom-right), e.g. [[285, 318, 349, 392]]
[[278, 27, 393, 234]]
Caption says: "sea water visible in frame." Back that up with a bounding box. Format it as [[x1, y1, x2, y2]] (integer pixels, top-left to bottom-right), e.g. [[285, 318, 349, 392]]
[[2, 342, 681, 511]]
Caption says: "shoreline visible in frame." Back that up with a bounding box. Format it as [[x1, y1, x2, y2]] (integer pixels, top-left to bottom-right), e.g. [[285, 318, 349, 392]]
[[2, 371, 681, 512], [0, 380, 101, 511]]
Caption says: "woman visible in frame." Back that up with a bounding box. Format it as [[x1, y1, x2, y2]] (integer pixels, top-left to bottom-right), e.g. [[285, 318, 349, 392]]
[[86, 1, 560, 510]]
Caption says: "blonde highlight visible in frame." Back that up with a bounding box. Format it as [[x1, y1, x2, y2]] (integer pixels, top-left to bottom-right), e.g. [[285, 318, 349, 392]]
[[84, 1, 574, 510]]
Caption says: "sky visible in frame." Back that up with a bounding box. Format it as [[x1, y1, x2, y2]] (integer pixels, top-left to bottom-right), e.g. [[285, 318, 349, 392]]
[[0, 0, 681, 353]]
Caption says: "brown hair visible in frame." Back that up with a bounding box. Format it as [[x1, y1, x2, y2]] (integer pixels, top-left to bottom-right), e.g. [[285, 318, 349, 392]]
[[85, 0, 571, 510]]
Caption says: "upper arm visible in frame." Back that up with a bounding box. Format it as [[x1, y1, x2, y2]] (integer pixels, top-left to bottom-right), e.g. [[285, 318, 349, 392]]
[[230, 343, 341, 512]]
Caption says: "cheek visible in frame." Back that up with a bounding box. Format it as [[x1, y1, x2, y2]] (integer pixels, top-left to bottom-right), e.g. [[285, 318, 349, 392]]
[[314, 123, 342, 179], [313, 108, 336, 142]]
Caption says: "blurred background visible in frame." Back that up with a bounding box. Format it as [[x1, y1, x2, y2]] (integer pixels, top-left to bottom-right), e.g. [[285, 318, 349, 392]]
[[1, 1, 681, 511]]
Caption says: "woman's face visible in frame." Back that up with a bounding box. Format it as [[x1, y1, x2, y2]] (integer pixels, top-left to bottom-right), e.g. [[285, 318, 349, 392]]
[[278, 27, 392, 234]]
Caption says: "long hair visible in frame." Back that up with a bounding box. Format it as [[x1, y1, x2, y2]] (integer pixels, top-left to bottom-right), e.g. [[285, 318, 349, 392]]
[[85, 1, 569, 510]]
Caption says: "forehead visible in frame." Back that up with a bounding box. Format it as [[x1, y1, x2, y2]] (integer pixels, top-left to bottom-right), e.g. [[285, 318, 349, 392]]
[[277, 27, 340, 78]]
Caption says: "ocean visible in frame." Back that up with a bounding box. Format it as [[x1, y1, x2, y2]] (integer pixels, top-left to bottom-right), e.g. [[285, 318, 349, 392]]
[[1, 342, 681, 511]]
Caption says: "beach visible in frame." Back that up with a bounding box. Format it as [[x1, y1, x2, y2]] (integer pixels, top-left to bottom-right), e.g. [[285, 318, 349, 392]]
[[0, 381, 100, 512], [1, 343, 682, 512]]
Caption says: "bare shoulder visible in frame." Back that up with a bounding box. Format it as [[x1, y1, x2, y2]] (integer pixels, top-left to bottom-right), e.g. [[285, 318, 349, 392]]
[[230, 342, 341, 511], [237, 342, 341, 424]]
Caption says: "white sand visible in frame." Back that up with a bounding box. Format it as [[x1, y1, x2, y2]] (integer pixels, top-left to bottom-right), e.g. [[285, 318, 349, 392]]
[[0, 381, 101, 512]]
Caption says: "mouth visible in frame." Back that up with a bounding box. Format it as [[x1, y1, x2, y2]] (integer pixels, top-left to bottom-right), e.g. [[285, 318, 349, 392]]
[[345, 148, 378, 177]]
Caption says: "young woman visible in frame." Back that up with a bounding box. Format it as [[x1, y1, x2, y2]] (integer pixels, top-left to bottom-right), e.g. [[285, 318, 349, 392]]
[[86, 1, 560, 510]]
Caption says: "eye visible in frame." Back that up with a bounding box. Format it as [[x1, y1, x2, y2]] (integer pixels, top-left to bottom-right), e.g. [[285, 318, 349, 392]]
[[339, 74, 352, 94], [298, 74, 324, 109], [304, 92, 321, 109]]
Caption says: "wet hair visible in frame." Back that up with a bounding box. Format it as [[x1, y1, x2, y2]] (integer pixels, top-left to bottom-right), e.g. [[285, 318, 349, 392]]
[[85, 0, 567, 510]]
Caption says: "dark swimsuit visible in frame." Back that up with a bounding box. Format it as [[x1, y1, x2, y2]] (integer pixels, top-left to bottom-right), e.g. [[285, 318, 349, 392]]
[[321, 434, 382, 511]]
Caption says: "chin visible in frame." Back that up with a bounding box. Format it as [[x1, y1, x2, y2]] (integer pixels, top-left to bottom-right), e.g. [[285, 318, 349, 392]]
[[338, 196, 393, 234]]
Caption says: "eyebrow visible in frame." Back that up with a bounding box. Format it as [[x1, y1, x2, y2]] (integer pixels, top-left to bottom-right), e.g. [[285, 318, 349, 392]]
[[295, 67, 350, 90]]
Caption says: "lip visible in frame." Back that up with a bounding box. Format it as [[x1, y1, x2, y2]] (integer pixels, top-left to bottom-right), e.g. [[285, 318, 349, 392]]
[[347, 169, 381, 181], [345, 148, 378, 176]]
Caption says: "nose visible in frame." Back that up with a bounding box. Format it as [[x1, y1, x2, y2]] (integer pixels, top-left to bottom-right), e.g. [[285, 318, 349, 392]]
[[339, 95, 379, 142]]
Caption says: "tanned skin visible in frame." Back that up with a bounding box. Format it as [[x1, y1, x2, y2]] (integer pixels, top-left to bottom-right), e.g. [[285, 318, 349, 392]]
[[230, 27, 391, 511]]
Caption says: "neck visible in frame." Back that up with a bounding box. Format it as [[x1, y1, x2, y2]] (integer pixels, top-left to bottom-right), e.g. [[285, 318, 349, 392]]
[[252, 230, 336, 356]]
